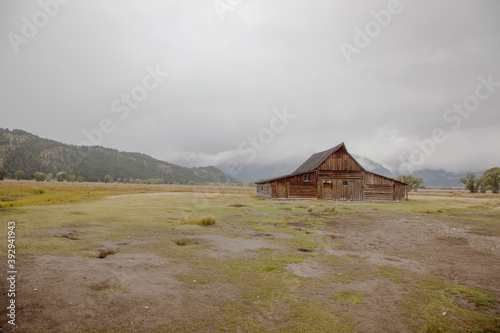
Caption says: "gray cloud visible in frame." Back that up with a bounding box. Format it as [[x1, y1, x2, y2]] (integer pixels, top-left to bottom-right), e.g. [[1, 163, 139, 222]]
[[1, 0, 499, 175]]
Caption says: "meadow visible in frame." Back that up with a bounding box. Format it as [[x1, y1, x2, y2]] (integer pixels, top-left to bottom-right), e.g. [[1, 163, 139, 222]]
[[0, 182, 499, 332]]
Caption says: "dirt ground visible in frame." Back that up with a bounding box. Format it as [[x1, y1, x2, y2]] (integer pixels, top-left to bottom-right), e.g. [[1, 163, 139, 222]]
[[1, 193, 499, 332]]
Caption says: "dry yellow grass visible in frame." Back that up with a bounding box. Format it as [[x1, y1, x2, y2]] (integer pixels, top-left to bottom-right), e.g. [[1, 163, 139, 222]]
[[0, 182, 254, 208]]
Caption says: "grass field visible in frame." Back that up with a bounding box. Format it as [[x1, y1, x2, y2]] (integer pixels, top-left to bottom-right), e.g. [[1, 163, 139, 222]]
[[1, 183, 499, 332]]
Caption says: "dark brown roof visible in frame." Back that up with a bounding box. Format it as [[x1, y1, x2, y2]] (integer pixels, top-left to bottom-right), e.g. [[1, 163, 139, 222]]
[[256, 142, 352, 184], [292, 142, 344, 174]]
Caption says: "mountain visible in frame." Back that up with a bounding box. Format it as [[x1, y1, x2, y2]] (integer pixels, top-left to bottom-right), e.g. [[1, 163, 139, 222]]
[[411, 169, 483, 188], [0, 128, 240, 184], [351, 154, 395, 178]]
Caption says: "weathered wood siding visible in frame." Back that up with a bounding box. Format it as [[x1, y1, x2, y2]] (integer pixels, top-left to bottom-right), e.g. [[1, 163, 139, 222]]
[[364, 172, 397, 185], [256, 183, 271, 199], [363, 184, 393, 201], [332, 179, 363, 201], [318, 149, 363, 172], [318, 171, 363, 180], [269, 172, 316, 199], [363, 172, 405, 201], [289, 182, 317, 199], [393, 184, 406, 201]]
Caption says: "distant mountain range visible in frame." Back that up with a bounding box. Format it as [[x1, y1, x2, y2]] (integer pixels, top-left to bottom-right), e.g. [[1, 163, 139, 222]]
[[1, 128, 478, 188], [0, 128, 239, 184], [218, 152, 475, 188]]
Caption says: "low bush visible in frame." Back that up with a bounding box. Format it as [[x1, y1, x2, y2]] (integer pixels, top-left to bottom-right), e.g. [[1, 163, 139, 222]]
[[181, 215, 216, 226]]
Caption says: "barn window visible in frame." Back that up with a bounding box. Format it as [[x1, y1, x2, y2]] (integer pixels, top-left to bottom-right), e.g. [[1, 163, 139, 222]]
[[343, 181, 355, 186], [349, 181, 355, 186], [343, 181, 348, 186], [304, 174, 311, 182]]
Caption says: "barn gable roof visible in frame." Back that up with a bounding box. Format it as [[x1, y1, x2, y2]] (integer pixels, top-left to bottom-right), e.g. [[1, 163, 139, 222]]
[[293, 142, 345, 174], [256, 142, 369, 184]]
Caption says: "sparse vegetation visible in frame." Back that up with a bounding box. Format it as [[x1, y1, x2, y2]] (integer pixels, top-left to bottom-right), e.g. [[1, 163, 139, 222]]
[[89, 283, 126, 294], [96, 249, 118, 259], [181, 215, 216, 226], [332, 291, 366, 305], [323, 206, 337, 214]]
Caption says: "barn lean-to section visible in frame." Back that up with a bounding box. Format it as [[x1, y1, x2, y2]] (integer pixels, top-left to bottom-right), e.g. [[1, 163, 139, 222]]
[[256, 143, 406, 201]]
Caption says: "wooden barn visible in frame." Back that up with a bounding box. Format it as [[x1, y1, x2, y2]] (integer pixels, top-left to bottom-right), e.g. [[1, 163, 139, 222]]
[[255, 143, 406, 201]]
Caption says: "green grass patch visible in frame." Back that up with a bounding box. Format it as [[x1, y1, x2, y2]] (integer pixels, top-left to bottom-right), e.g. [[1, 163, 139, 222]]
[[282, 237, 322, 249], [378, 266, 409, 284], [332, 290, 366, 305], [282, 299, 356, 332], [404, 275, 500, 332]]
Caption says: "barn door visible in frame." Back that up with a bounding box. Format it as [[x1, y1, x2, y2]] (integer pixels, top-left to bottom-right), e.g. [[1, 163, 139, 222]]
[[333, 180, 344, 200], [277, 182, 288, 199], [322, 182, 333, 200]]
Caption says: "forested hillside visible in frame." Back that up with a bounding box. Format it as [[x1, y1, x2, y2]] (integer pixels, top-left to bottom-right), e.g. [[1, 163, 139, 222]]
[[0, 128, 240, 184]]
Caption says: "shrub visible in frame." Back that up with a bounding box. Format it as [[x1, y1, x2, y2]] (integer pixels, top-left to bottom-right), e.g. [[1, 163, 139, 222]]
[[307, 206, 314, 213], [15, 170, 24, 181], [181, 215, 216, 226], [323, 207, 337, 214], [56, 172, 67, 182], [34, 172, 46, 182]]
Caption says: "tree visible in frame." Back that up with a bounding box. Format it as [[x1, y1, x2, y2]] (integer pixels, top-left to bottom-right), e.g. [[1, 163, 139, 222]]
[[460, 173, 477, 193], [129, 178, 134, 184], [0, 169, 7, 180], [117, 178, 121, 183], [34, 172, 46, 182], [77, 176, 84, 182], [395, 175, 424, 192], [104, 175, 113, 183], [46, 173, 53, 182], [68, 175, 76, 182], [15, 170, 24, 181], [482, 167, 500, 194], [56, 172, 67, 182], [476, 175, 488, 193]]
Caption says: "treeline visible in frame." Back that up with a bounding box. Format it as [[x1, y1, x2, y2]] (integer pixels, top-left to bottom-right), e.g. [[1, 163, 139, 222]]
[[0, 128, 240, 184], [460, 167, 500, 193], [0, 169, 249, 187]]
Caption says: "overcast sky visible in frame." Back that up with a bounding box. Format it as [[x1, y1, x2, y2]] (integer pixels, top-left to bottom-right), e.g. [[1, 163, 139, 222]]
[[1, 0, 499, 175]]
